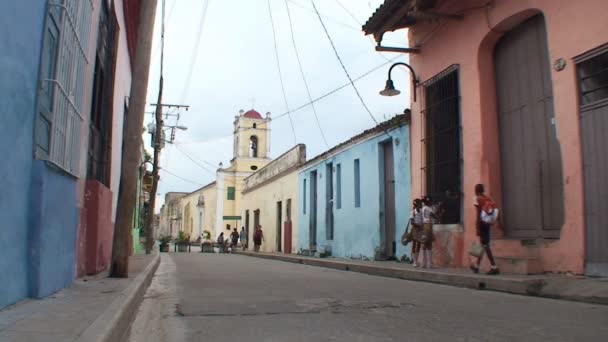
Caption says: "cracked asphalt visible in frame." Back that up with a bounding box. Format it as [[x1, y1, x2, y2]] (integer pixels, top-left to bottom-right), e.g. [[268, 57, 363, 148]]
[[125, 253, 608, 342]]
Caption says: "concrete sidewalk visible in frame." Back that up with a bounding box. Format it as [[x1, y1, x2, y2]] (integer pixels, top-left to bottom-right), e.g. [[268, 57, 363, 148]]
[[0, 253, 160, 342], [236, 251, 608, 305]]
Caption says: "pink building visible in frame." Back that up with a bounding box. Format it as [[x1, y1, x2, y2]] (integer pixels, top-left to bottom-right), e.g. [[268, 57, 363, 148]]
[[76, 0, 143, 276], [365, 0, 608, 275]]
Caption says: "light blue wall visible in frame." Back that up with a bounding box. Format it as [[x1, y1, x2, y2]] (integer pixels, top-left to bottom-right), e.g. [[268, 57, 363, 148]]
[[0, 1, 47, 308], [298, 124, 411, 260], [0, 1, 80, 307]]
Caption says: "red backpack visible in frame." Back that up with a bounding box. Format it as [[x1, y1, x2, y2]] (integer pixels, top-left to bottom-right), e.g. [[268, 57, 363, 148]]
[[480, 196, 499, 224]]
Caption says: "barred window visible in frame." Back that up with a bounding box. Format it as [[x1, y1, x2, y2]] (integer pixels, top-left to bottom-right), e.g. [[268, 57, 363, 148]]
[[421, 65, 462, 224], [35, 0, 94, 175], [576, 44, 608, 106]]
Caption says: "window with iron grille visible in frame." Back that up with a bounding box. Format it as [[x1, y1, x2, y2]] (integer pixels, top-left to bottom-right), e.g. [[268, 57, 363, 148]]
[[576, 44, 608, 106], [421, 65, 462, 224], [35, 0, 94, 176], [87, 1, 119, 186]]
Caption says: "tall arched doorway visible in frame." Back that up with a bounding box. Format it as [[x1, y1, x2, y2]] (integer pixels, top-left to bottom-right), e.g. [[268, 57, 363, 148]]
[[494, 14, 564, 238]]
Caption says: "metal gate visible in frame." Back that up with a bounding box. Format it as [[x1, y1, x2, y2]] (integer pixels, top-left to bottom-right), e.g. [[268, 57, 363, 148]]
[[421, 65, 462, 224], [576, 44, 608, 276], [494, 14, 564, 238]]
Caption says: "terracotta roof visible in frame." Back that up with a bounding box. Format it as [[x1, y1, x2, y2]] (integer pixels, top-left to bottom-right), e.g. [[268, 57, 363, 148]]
[[362, 0, 439, 40], [302, 112, 410, 169], [243, 109, 263, 119]]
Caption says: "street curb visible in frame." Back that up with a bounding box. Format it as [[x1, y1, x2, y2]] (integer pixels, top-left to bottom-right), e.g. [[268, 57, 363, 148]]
[[235, 251, 561, 301], [75, 253, 161, 342]]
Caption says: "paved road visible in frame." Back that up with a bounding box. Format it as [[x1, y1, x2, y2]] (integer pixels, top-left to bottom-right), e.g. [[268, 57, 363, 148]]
[[126, 253, 608, 342]]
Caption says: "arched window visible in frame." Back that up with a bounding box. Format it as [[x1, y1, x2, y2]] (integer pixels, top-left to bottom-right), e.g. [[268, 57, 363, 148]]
[[253, 123, 257, 128], [250, 135, 258, 157]]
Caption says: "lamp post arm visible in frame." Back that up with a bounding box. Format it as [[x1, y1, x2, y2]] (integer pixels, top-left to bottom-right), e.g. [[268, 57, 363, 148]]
[[388, 62, 419, 102]]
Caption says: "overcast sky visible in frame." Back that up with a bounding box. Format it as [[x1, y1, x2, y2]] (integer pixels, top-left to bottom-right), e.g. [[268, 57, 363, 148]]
[[144, 0, 411, 210]]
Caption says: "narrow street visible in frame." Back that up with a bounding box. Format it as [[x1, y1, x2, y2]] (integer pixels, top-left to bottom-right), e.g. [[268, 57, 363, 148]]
[[126, 254, 608, 342]]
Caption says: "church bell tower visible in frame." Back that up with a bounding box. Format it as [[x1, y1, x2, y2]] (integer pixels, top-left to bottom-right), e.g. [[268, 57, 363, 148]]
[[233, 109, 271, 170]]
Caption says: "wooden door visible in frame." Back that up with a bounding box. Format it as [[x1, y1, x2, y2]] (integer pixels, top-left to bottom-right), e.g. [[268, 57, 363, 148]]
[[326, 163, 334, 241], [382, 141, 396, 258], [494, 14, 564, 238], [309, 171, 318, 250], [276, 201, 282, 252], [577, 46, 608, 276]]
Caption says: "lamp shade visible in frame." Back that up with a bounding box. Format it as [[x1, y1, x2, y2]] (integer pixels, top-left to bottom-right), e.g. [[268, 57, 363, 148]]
[[379, 79, 401, 96]]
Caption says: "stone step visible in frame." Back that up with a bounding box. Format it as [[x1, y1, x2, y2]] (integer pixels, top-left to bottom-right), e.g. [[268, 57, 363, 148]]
[[495, 256, 543, 275]]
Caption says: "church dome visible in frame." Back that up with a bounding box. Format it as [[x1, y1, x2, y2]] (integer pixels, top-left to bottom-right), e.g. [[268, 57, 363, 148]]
[[243, 109, 263, 119]]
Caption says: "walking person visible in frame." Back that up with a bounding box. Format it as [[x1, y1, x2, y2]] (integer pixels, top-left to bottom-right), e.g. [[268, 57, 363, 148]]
[[410, 198, 423, 267], [471, 184, 500, 275], [253, 225, 264, 252], [230, 228, 239, 253], [217, 232, 225, 253], [239, 227, 248, 250], [420, 196, 436, 268]]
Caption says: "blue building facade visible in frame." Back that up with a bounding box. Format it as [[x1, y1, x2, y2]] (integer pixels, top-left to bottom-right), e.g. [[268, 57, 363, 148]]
[[297, 115, 411, 260], [0, 1, 93, 308]]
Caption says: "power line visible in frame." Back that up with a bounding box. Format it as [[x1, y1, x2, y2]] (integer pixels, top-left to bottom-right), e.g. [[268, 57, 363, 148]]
[[284, 0, 329, 149], [286, 0, 360, 32], [332, 0, 392, 63], [152, 0, 178, 62], [161, 168, 205, 186], [310, 0, 384, 131], [174, 55, 400, 145], [267, 0, 297, 145], [180, 0, 210, 103], [174, 145, 216, 175]]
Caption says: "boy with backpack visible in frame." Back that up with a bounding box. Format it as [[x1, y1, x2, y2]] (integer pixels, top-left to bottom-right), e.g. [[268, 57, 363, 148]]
[[471, 183, 500, 275]]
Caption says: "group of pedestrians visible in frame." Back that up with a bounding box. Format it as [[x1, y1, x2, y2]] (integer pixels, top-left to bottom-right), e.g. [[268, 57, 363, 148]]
[[408, 183, 500, 275], [215, 225, 265, 253], [408, 196, 436, 268]]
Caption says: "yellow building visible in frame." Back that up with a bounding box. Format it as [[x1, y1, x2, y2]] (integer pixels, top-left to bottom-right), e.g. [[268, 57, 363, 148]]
[[241, 145, 306, 253], [179, 109, 273, 241], [179, 182, 216, 240]]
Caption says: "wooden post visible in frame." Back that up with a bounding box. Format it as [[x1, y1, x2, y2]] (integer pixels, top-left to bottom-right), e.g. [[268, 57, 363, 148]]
[[110, 0, 158, 277], [145, 76, 163, 254]]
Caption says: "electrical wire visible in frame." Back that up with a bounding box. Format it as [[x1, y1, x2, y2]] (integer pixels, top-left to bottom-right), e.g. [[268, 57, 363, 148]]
[[267, 0, 297, 145], [174, 55, 400, 145], [332, 0, 392, 63], [286, 0, 360, 32], [310, 0, 387, 133], [174, 145, 216, 175], [161, 168, 205, 186], [284, 0, 329, 149], [152, 0, 178, 62], [180, 0, 210, 103]]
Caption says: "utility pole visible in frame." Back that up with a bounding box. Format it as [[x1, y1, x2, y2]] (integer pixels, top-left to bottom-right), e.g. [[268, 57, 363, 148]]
[[145, 80, 163, 254], [144, 103, 188, 253], [110, 0, 158, 278]]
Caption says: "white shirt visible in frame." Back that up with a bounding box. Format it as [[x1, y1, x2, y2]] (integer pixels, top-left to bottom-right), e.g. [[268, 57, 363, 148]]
[[411, 209, 422, 225], [421, 205, 433, 223]]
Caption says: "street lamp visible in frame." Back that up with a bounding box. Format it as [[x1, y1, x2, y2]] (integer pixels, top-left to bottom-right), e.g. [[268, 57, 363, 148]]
[[380, 62, 419, 102]]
